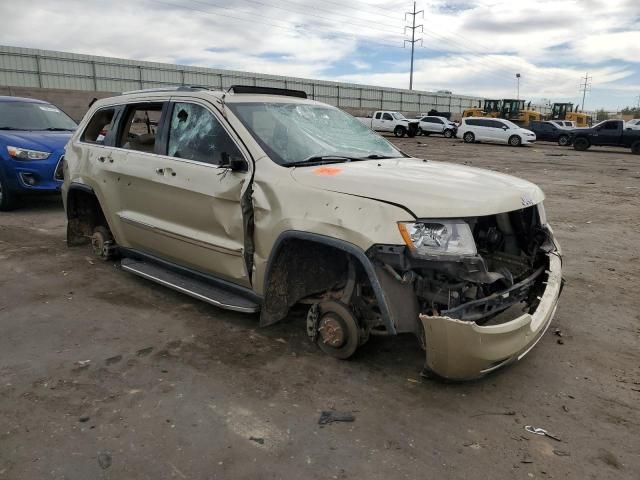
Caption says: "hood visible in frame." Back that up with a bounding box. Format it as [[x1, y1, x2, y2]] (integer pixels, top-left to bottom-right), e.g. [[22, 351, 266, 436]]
[[290, 158, 544, 218], [521, 128, 535, 135], [0, 130, 72, 153]]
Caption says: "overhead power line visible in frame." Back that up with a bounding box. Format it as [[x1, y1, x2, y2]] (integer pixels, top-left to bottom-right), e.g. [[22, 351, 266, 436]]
[[404, 1, 423, 90]]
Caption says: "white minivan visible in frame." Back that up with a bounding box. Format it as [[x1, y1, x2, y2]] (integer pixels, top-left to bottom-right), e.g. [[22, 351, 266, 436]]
[[458, 117, 536, 146]]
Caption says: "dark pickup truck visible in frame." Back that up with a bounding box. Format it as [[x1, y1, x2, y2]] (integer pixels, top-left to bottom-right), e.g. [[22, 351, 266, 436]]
[[571, 119, 640, 154], [529, 121, 572, 146]]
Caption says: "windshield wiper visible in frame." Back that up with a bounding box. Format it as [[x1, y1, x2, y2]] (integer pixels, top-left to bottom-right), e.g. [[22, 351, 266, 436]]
[[0, 126, 20, 130], [360, 154, 397, 159], [41, 127, 75, 131], [287, 155, 358, 167]]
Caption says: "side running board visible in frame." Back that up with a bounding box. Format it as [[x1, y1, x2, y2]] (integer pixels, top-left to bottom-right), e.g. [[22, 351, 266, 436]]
[[121, 258, 260, 313]]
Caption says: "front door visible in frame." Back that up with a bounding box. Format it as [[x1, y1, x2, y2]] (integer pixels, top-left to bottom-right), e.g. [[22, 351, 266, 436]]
[[110, 98, 252, 287]]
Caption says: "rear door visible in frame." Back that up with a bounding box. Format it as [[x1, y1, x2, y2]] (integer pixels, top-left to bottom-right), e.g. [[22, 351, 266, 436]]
[[110, 98, 252, 286]]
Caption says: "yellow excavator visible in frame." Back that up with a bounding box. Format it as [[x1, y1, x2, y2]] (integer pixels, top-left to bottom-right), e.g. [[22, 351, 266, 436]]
[[499, 99, 541, 126], [462, 99, 502, 118], [549, 103, 590, 127]]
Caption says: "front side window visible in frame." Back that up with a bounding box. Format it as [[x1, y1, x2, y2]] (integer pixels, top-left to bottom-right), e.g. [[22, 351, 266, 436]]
[[0, 101, 77, 132], [168, 102, 242, 165], [382, 113, 393, 121], [229, 102, 402, 165], [82, 108, 116, 144]]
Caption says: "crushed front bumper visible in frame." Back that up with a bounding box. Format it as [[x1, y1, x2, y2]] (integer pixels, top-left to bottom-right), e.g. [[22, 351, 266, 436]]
[[419, 253, 562, 380]]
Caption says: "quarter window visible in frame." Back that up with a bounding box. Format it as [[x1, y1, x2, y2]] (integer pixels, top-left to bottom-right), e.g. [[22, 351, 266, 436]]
[[167, 102, 242, 166], [82, 108, 116, 144]]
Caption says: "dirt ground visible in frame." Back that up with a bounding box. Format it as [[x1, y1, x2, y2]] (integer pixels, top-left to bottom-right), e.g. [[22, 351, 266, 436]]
[[1, 136, 639, 479]]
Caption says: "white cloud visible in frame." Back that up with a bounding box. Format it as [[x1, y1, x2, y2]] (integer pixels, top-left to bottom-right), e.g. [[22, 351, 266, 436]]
[[0, 0, 637, 108]]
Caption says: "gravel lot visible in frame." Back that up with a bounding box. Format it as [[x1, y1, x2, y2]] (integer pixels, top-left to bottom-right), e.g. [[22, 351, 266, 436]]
[[1, 136, 639, 479]]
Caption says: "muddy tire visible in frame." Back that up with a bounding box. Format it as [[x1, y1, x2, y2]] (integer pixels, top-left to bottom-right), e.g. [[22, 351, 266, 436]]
[[558, 135, 570, 146], [394, 126, 406, 138], [443, 129, 454, 138], [509, 135, 522, 147], [463, 132, 475, 143], [313, 301, 360, 360], [0, 175, 17, 211], [573, 137, 590, 151], [631, 141, 640, 155]]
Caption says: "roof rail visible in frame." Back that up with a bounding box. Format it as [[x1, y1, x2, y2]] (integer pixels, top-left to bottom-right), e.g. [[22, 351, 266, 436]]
[[227, 85, 307, 99], [122, 85, 216, 95]]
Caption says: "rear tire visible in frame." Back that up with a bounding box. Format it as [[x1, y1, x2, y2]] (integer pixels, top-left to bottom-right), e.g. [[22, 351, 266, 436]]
[[558, 135, 569, 146], [509, 135, 522, 147], [0, 175, 18, 211], [443, 129, 454, 138], [631, 141, 640, 155], [463, 132, 475, 143], [394, 126, 406, 138], [573, 137, 590, 151]]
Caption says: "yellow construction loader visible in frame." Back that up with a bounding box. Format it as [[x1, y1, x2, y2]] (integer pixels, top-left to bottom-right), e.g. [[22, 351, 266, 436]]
[[462, 99, 502, 118], [549, 103, 590, 127], [499, 99, 541, 126]]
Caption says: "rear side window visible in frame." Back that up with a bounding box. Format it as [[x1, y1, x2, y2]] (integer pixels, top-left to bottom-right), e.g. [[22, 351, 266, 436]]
[[82, 108, 116, 144], [118, 103, 164, 153], [465, 119, 480, 126], [167, 102, 242, 166], [375, 112, 382, 119]]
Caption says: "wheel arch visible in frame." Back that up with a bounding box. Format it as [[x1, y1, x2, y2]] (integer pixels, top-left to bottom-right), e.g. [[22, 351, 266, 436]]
[[65, 183, 110, 246], [260, 231, 397, 335]]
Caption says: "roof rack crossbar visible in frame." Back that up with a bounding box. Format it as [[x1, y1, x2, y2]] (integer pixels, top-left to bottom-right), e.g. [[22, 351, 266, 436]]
[[122, 85, 216, 95], [227, 85, 307, 99]]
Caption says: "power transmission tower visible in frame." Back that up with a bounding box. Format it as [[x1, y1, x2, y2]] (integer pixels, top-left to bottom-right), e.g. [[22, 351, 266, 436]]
[[579, 72, 592, 111], [404, 2, 423, 90]]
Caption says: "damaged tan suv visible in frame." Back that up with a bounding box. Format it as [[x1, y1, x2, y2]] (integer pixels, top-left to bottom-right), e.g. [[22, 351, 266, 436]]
[[62, 85, 563, 380]]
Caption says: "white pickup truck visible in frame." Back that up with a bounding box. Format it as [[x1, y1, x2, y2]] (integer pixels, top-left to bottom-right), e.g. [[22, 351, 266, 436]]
[[357, 111, 419, 137]]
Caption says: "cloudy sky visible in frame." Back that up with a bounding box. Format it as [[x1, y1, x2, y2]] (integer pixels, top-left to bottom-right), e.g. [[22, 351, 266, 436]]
[[1, 0, 638, 109]]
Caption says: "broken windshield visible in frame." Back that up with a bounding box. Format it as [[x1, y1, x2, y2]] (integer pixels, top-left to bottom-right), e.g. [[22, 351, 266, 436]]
[[228, 102, 402, 166]]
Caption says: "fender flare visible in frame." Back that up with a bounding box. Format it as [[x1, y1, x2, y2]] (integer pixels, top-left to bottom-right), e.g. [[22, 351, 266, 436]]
[[263, 231, 397, 335]]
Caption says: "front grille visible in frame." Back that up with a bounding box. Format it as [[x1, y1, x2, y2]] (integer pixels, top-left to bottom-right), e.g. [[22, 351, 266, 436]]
[[54, 155, 65, 181]]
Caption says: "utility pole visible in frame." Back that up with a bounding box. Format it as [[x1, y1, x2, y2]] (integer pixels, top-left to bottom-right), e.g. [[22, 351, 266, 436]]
[[579, 72, 592, 111], [516, 73, 521, 100], [404, 2, 423, 90]]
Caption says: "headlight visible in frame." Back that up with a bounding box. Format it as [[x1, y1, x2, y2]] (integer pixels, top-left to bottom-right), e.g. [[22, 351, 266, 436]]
[[398, 220, 477, 256], [7, 146, 51, 160]]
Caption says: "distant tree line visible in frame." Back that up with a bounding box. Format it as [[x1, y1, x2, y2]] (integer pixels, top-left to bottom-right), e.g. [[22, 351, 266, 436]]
[[620, 106, 640, 115]]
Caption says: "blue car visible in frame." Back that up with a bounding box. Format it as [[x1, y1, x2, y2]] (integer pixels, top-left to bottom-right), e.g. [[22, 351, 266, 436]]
[[0, 96, 77, 210]]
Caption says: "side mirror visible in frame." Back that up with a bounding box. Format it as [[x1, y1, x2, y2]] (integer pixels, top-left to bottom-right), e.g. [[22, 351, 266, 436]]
[[502, 125, 508, 130], [220, 152, 247, 172]]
